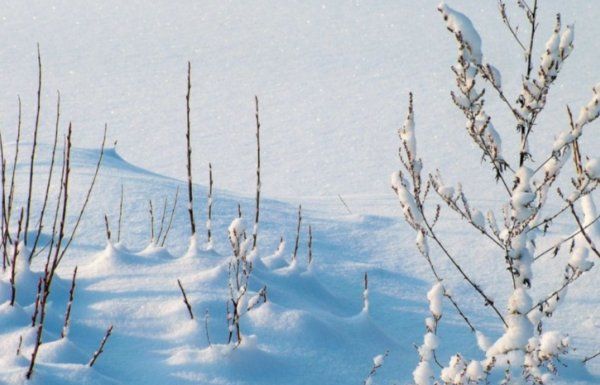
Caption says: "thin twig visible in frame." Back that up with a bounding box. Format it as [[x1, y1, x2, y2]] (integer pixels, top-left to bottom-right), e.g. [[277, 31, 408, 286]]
[[525, 0, 538, 80], [61, 266, 77, 338], [24, 45, 43, 245], [252, 96, 261, 250], [27, 127, 71, 380], [57, 124, 107, 264], [569, 202, 600, 259], [104, 214, 111, 241], [148, 200, 155, 242], [9, 208, 24, 306], [161, 187, 179, 247], [185, 61, 196, 236], [6, 96, 23, 247], [177, 279, 194, 319], [29, 91, 60, 263], [535, 213, 600, 261], [292, 205, 302, 261], [16, 335, 23, 356], [307, 224, 313, 265], [204, 309, 212, 347], [583, 351, 600, 364], [88, 325, 114, 367], [207, 163, 213, 244], [156, 197, 168, 244], [338, 194, 352, 214], [498, 1, 527, 51], [117, 184, 124, 242], [31, 277, 42, 327]]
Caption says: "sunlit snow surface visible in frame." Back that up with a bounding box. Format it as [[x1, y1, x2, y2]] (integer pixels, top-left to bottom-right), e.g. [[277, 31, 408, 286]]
[[0, 1, 599, 384]]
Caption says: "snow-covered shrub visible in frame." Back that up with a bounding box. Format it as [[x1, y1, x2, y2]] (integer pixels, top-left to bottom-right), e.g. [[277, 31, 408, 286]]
[[393, 2, 600, 384], [226, 216, 268, 346]]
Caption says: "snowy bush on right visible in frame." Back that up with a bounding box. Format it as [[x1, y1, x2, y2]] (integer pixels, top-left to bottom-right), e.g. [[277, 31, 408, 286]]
[[392, 2, 600, 384]]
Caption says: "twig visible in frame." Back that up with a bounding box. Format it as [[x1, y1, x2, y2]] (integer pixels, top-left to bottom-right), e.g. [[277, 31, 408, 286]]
[[498, 1, 527, 51], [363, 350, 389, 385], [52, 125, 72, 274], [430, 177, 505, 249], [338, 194, 353, 214], [61, 266, 77, 338], [177, 279, 194, 319], [525, 0, 538, 80], [5, 96, 23, 247], [424, 216, 507, 327], [24, 45, 43, 245], [185, 61, 196, 236], [9, 208, 24, 306], [117, 184, 124, 242], [88, 325, 114, 367], [104, 214, 111, 241], [535, 213, 600, 261], [207, 163, 213, 244], [161, 187, 180, 247], [27, 127, 71, 380], [396, 93, 506, 327], [29, 91, 60, 263], [156, 197, 168, 244], [1, 150, 7, 270], [583, 351, 600, 364], [252, 96, 261, 250], [307, 224, 313, 265], [569, 202, 600, 259], [529, 180, 598, 233], [292, 205, 302, 261], [57, 124, 107, 264], [363, 272, 368, 311], [526, 274, 577, 316], [148, 200, 155, 242], [204, 309, 212, 347], [31, 277, 42, 327], [413, 229, 477, 333], [16, 335, 23, 356]]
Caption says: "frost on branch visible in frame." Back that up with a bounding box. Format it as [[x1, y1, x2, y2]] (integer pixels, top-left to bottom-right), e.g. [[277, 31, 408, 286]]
[[412, 282, 443, 385], [438, 3, 508, 180], [226, 216, 267, 346], [438, 2, 482, 65], [393, 2, 600, 384], [363, 350, 388, 385]]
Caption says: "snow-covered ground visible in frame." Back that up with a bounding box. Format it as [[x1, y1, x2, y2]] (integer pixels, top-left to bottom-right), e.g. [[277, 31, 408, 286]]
[[0, 1, 599, 384]]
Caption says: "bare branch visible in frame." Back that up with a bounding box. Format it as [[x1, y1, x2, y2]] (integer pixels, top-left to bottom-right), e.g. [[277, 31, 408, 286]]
[[252, 96, 261, 250], [177, 279, 194, 319], [88, 325, 114, 367], [583, 351, 600, 364], [185, 61, 196, 236], [61, 266, 78, 338], [292, 205, 302, 262], [207, 163, 213, 244], [117, 184, 124, 242], [161, 187, 180, 247], [24, 45, 42, 245], [57, 124, 107, 264], [29, 91, 61, 263], [9, 208, 24, 306]]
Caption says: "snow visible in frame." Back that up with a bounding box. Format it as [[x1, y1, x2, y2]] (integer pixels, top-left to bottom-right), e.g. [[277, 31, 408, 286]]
[[0, 1, 599, 385], [438, 2, 483, 65], [413, 360, 433, 385], [426, 282, 444, 319], [373, 353, 385, 367], [585, 158, 600, 179]]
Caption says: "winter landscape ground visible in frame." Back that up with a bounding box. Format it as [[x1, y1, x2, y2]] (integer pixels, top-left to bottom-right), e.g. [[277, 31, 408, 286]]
[[0, 1, 599, 384]]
